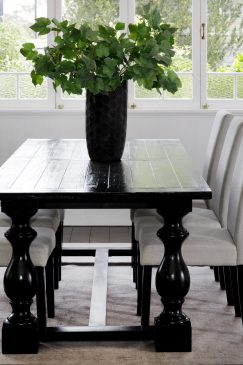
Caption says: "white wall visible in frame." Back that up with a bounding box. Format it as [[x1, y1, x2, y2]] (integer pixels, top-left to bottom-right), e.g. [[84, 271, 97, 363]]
[[0, 109, 234, 225]]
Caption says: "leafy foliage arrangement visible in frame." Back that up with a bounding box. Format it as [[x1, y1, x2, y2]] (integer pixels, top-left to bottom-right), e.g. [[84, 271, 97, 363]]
[[20, 6, 181, 95]]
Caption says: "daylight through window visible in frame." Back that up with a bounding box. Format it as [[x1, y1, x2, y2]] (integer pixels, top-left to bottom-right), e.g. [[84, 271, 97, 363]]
[[0, 0, 243, 109]]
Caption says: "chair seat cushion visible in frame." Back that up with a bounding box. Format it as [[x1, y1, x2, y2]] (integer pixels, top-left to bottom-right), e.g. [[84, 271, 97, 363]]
[[135, 215, 161, 241], [132, 199, 208, 223], [139, 222, 236, 267], [135, 207, 221, 241], [134, 209, 157, 220], [59, 209, 65, 222], [184, 208, 221, 229], [192, 200, 207, 209], [0, 227, 56, 267], [0, 209, 60, 231]]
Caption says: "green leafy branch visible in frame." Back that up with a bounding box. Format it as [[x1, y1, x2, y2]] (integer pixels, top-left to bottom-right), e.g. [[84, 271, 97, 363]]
[[20, 7, 181, 95]]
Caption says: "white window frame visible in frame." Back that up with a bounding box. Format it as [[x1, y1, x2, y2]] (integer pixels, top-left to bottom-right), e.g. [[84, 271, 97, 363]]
[[0, 0, 55, 110], [57, 0, 199, 110], [55, 0, 131, 110], [0, 0, 243, 110], [200, 0, 243, 109], [131, 0, 200, 110]]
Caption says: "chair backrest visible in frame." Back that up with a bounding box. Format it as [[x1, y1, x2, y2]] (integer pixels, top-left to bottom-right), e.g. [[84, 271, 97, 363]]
[[227, 139, 243, 255], [208, 116, 243, 227], [203, 110, 233, 185]]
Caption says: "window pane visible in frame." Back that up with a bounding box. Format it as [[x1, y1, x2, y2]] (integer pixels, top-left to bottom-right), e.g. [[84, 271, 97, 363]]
[[165, 74, 192, 99], [0, 0, 47, 72], [207, 74, 234, 99], [135, 84, 161, 99], [136, 0, 192, 100], [207, 0, 243, 100], [62, 91, 85, 100], [19, 74, 47, 99], [0, 74, 17, 99], [237, 75, 243, 99], [62, 0, 119, 27], [61, 0, 119, 101], [0, 0, 47, 100], [136, 75, 193, 99]]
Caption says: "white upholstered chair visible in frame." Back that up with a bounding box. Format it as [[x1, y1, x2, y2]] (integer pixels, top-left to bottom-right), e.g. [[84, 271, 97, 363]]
[[135, 116, 243, 292], [0, 208, 63, 288], [135, 115, 243, 235], [137, 138, 243, 326], [133, 110, 234, 237], [0, 226, 56, 332], [130, 110, 233, 284]]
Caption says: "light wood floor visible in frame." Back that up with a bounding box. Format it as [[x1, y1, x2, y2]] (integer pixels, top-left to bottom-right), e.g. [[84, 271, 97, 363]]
[[63, 226, 132, 243]]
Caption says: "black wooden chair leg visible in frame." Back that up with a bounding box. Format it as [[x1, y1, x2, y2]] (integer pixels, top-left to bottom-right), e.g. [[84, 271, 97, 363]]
[[53, 245, 59, 290], [141, 266, 152, 327], [213, 266, 219, 282], [131, 222, 138, 286], [237, 265, 243, 323], [136, 250, 142, 316], [224, 266, 234, 306], [230, 266, 241, 317], [46, 254, 55, 318], [56, 221, 63, 281], [35, 267, 47, 334], [218, 266, 226, 290]]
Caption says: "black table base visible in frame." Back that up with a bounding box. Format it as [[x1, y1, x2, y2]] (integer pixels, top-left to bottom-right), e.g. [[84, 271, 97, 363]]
[[0, 139, 211, 354], [42, 325, 154, 342], [1, 200, 193, 354], [154, 316, 191, 352], [153, 198, 192, 352], [2, 319, 39, 354], [1, 199, 40, 354]]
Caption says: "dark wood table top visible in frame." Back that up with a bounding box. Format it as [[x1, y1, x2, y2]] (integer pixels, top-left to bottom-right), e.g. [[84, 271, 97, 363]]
[[0, 139, 211, 208]]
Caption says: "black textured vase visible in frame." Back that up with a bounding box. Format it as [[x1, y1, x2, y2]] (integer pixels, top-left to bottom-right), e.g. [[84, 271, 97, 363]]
[[86, 81, 128, 162]]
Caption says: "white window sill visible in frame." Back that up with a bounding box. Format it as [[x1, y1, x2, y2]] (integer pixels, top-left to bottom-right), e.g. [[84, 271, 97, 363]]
[[1, 109, 243, 117]]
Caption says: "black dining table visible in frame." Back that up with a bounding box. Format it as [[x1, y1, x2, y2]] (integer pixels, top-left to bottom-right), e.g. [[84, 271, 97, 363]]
[[0, 138, 211, 354]]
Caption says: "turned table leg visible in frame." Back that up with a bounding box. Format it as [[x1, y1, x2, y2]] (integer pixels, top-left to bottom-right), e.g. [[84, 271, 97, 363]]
[[154, 199, 192, 352], [1, 199, 39, 354]]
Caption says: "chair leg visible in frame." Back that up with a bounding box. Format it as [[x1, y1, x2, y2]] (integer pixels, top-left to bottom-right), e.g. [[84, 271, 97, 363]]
[[224, 266, 234, 306], [136, 250, 142, 316], [230, 266, 241, 317], [218, 266, 226, 290], [53, 245, 59, 290], [35, 267, 47, 334], [53, 221, 64, 289], [213, 266, 220, 282], [131, 221, 135, 270], [131, 222, 138, 286], [56, 221, 63, 282], [141, 266, 152, 327], [45, 254, 55, 318], [237, 266, 243, 324]]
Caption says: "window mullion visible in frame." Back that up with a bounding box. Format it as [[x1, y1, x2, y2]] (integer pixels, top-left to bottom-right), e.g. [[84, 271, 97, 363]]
[[128, 0, 135, 23], [200, 0, 207, 108], [119, 0, 127, 23], [126, 0, 135, 109], [192, 0, 203, 109], [52, 0, 63, 109], [46, 0, 58, 109]]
